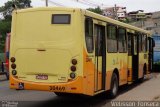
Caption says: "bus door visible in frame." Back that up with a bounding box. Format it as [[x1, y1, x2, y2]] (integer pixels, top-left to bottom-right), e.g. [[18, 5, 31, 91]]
[[132, 34, 139, 81], [94, 24, 106, 92], [148, 37, 154, 72], [127, 33, 132, 81]]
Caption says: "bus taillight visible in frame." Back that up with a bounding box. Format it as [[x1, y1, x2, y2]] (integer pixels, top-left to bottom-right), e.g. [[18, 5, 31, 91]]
[[11, 63, 16, 69], [12, 70, 17, 75], [70, 66, 76, 72], [69, 59, 77, 79], [10, 57, 16, 62], [71, 59, 77, 65], [70, 72, 76, 79]]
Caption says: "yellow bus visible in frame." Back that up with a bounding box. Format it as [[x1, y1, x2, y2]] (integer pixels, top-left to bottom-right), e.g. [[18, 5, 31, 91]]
[[10, 7, 154, 98]]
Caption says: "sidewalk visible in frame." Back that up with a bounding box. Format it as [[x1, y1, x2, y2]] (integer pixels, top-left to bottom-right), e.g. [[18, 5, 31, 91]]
[[113, 73, 160, 101], [0, 74, 7, 81], [0, 69, 9, 81]]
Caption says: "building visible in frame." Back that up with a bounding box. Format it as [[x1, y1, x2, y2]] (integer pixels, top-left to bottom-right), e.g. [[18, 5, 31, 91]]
[[151, 11, 160, 34], [128, 10, 152, 21], [142, 11, 160, 35], [116, 7, 126, 20], [103, 7, 114, 19], [129, 11, 160, 35], [103, 6, 126, 20]]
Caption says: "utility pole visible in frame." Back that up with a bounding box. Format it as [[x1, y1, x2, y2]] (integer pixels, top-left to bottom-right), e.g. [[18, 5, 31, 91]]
[[46, 0, 48, 7], [114, 4, 118, 20]]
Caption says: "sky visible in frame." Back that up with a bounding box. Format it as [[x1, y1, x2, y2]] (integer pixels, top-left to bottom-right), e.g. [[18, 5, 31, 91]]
[[0, 0, 160, 12]]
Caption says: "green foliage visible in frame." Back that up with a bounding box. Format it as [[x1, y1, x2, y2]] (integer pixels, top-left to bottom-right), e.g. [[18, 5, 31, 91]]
[[0, 20, 11, 34], [0, 53, 5, 62], [0, 1, 13, 20], [153, 62, 160, 72], [87, 6, 103, 15], [0, 0, 32, 53], [0, 0, 32, 20], [119, 18, 130, 23], [154, 62, 160, 65], [0, 20, 11, 53]]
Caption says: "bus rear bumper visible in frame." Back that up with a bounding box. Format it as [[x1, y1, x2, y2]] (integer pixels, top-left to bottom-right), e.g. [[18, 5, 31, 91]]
[[10, 76, 84, 95]]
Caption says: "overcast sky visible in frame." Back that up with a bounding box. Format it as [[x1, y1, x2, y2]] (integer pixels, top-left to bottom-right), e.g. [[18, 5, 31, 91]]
[[0, 0, 160, 12]]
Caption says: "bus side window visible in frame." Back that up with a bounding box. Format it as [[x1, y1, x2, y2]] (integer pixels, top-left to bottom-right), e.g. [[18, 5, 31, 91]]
[[142, 34, 147, 52], [145, 35, 148, 52], [107, 25, 117, 52], [85, 18, 94, 53], [139, 34, 142, 52], [118, 28, 127, 53], [128, 33, 132, 55]]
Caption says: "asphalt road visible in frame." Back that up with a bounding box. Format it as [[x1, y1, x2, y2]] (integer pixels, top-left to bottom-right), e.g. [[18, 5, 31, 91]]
[[0, 79, 112, 107], [0, 73, 160, 107]]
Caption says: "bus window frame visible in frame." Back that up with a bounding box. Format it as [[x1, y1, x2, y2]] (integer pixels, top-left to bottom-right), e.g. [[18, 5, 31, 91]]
[[85, 17, 94, 53], [117, 27, 127, 53], [138, 33, 143, 53], [107, 23, 118, 53], [127, 32, 132, 56], [142, 34, 147, 53], [143, 34, 148, 52], [51, 14, 71, 24]]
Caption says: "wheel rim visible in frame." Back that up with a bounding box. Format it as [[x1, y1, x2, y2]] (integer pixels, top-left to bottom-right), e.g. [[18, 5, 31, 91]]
[[112, 81, 117, 95]]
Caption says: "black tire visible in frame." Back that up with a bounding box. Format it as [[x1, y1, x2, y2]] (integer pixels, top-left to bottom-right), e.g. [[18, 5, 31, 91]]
[[54, 92, 70, 97], [109, 73, 118, 98]]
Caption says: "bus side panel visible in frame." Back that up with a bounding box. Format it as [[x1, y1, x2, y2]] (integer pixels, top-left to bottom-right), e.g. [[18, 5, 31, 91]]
[[138, 53, 145, 78], [118, 53, 128, 85], [106, 70, 112, 90], [83, 49, 95, 95], [106, 53, 119, 89], [106, 53, 116, 90], [127, 56, 132, 82], [106, 53, 128, 88], [10, 75, 84, 94]]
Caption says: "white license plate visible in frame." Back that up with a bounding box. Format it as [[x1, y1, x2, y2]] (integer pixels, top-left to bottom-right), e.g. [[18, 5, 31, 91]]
[[36, 75, 48, 80]]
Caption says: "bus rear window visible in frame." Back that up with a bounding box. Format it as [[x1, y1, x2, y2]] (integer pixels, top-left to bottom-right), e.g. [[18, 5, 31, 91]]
[[52, 14, 71, 24]]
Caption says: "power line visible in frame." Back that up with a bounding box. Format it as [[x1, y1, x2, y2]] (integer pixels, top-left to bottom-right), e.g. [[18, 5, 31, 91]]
[[48, 1, 64, 7], [42, 0, 112, 9], [81, 0, 98, 7], [70, 0, 96, 7], [81, 0, 111, 8]]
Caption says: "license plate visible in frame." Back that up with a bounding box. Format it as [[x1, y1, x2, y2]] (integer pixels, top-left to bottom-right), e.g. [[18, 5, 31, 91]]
[[36, 75, 48, 80]]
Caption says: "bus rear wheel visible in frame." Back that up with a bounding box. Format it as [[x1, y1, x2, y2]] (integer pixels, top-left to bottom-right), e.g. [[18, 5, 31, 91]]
[[55, 92, 66, 96], [54, 92, 72, 97], [109, 73, 118, 98]]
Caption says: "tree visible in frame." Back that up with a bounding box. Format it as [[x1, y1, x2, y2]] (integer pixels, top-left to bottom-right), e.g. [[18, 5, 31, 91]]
[[0, 20, 10, 52], [0, 0, 32, 20], [87, 6, 103, 15], [0, 0, 32, 53]]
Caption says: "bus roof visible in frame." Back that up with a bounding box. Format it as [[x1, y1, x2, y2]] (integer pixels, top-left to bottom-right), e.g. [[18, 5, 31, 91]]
[[13, 7, 151, 35]]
